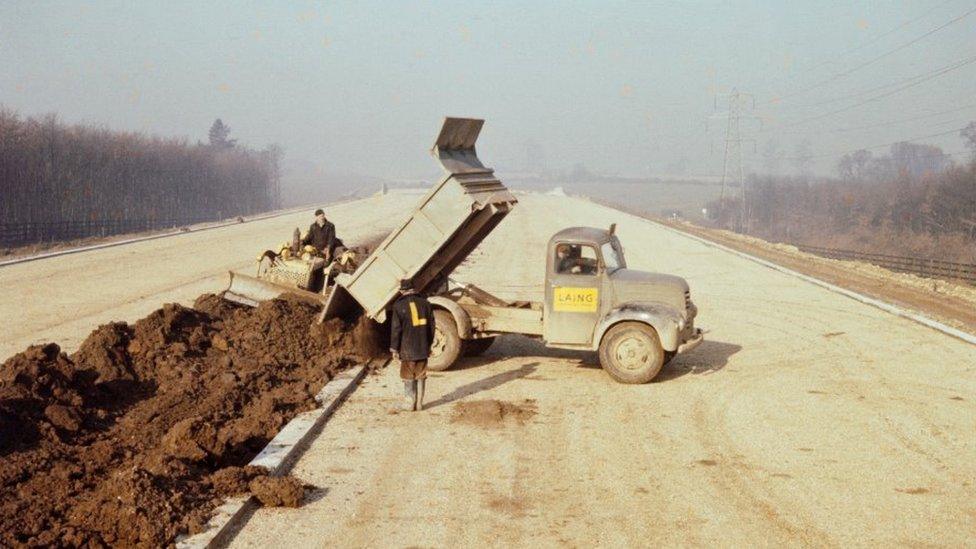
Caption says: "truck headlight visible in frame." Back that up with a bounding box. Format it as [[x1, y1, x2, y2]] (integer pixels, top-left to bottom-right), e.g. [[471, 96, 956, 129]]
[[678, 317, 686, 331]]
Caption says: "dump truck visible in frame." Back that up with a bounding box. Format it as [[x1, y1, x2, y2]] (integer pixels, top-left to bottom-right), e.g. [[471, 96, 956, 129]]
[[316, 117, 703, 383]]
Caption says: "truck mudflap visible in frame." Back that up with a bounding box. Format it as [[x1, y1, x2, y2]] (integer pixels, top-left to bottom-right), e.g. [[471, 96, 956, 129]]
[[677, 328, 704, 354]]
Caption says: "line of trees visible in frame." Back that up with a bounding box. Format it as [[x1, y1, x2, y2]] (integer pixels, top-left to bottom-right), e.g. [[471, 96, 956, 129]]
[[0, 109, 281, 245], [708, 134, 976, 264]]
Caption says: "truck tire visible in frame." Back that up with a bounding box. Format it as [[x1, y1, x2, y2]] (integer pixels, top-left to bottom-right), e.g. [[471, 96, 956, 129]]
[[463, 337, 496, 356], [428, 309, 462, 371], [598, 322, 665, 384]]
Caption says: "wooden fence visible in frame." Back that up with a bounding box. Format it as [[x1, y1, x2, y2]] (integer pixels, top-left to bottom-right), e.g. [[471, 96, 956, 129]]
[[796, 244, 976, 283]]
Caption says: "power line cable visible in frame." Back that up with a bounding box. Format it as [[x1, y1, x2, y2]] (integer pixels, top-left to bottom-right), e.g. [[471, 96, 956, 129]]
[[802, 0, 955, 75], [768, 4, 976, 104], [773, 102, 976, 136], [796, 57, 976, 108], [769, 54, 976, 129]]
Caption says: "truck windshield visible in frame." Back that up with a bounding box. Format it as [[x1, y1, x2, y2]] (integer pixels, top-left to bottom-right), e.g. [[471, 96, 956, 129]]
[[601, 241, 624, 273]]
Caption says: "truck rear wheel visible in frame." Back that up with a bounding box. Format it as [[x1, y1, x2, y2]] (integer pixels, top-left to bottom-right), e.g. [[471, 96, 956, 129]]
[[428, 309, 462, 371], [598, 322, 665, 384]]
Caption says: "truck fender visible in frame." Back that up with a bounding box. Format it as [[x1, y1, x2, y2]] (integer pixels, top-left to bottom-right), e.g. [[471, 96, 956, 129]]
[[594, 303, 683, 352], [428, 296, 473, 339]]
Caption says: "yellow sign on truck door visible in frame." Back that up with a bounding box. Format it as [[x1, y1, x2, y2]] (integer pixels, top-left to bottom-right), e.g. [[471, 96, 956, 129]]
[[553, 287, 599, 312]]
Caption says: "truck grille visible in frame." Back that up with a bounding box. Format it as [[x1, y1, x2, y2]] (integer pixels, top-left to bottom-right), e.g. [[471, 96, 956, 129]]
[[684, 290, 691, 311]]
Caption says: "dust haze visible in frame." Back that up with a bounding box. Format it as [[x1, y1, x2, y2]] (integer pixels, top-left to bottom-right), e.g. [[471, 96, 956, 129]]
[[4, 3, 976, 547]]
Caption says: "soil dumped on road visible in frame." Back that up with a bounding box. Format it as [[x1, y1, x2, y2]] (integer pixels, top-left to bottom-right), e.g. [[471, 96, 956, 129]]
[[450, 399, 538, 428], [0, 294, 383, 547]]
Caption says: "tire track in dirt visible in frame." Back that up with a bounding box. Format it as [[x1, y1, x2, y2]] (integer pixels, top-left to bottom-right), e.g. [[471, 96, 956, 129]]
[[689, 394, 834, 546], [682, 294, 854, 544], [837, 343, 975, 492], [737, 291, 960, 436], [703, 290, 976, 542]]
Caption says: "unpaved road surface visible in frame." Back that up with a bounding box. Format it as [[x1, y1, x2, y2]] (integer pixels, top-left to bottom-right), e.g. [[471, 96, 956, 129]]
[[3, 191, 974, 546], [229, 193, 976, 547], [0, 193, 415, 361]]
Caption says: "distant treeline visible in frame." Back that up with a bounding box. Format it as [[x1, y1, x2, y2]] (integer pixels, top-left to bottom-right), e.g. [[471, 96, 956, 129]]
[[708, 140, 976, 264], [0, 109, 281, 247]]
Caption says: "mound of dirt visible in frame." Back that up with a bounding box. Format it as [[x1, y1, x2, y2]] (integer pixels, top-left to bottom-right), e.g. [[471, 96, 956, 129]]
[[0, 293, 384, 547], [249, 475, 306, 508], [450, 399, 538, 428]]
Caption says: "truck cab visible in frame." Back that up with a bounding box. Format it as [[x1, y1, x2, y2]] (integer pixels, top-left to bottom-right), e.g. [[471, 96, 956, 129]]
[[540, 225, 702, 382]]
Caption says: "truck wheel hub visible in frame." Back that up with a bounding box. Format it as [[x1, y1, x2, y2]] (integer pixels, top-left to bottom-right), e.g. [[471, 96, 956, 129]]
[[615, 336, 649, 370], [431, 328, 446, 356]]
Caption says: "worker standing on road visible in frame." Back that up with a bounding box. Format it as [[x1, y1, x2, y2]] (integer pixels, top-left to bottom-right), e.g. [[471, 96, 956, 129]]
[[301, 209, 337, 260], [389, 278, 436, 411]]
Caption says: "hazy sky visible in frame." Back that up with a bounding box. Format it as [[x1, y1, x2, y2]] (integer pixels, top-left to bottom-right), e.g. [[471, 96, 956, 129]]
[[2, 1, 974, 179]]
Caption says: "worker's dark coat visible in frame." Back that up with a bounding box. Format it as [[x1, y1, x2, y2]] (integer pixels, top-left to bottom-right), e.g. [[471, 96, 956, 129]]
[[302, 221, 337, 255], [390, 293, 437, 361]]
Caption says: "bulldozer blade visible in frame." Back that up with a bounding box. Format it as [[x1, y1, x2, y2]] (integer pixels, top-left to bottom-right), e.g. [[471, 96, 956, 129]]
[[223, 271, 329, 307]]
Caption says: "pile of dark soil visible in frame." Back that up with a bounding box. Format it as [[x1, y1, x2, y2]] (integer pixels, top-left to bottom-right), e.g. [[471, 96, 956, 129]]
[[0, 294, 383, 547]]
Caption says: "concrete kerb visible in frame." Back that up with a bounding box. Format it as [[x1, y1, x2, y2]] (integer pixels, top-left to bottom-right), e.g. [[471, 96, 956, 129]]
[[0, 195, 374, 269], [175, 359, 382, 549], [580, 197, 976, 347]]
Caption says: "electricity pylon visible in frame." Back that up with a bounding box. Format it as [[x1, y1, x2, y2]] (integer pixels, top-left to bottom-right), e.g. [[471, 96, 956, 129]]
[[713, 88, 757, 230]]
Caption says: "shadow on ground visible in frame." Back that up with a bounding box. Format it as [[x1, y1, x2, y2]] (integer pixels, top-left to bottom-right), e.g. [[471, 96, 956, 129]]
[[654, 339, 741, 382], [478, 334, 599, 365], [424, 362, 538, 409], [453, 334, 740, 384]]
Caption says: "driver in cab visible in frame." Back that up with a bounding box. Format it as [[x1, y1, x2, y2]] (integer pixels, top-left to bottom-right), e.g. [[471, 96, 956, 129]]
[[555, 244, 597, 275]]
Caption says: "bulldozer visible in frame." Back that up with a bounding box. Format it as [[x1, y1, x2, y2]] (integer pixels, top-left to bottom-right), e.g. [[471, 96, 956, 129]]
[[223, 227, 364, 307], [223, 116, 702, 383]]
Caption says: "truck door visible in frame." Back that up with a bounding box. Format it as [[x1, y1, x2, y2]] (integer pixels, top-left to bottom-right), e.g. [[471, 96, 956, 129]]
[[544, 243, 604, 345]]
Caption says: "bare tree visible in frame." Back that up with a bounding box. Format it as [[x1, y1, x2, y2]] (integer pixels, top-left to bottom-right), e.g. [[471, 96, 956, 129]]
[[961, 121, 976, 160], [890, 142, 950, 180], [836, 149, 872, 181]]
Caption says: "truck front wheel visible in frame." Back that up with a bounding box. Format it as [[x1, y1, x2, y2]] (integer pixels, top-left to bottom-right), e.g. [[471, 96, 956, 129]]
[[428, 309, 462, 371], [598, 322, 665, 384]]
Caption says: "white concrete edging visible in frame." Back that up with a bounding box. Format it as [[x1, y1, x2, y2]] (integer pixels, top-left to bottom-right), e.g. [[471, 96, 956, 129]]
[[175, 360, 380, 549], [652, 219, 976, 347]]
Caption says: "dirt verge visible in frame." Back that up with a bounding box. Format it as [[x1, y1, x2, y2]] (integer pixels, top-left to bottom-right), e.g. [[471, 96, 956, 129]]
[[0, 294, 383, 547], [657, 219, 976, 336]]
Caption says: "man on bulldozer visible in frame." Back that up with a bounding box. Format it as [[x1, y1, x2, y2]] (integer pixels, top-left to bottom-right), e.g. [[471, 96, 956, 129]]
[[301, 209, 338, 261], [222, 218, 365, 306]]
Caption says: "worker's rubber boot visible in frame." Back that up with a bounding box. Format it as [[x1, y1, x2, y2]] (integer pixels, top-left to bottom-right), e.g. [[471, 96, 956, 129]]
[[401, 380, 417, 412], [415, 378, 426, 411]]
